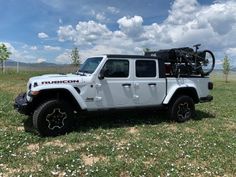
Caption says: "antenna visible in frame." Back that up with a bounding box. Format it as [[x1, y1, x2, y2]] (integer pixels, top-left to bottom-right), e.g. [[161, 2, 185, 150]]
[[17, 61, 19, 73]]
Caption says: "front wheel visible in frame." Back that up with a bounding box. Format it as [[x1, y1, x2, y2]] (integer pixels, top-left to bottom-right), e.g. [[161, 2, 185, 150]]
[[33, 100, 74, 137], [169, 95, 195, 122]]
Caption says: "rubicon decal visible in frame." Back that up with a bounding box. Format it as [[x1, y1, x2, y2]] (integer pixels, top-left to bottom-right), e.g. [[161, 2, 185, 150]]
[[42, 80, 80, 84]]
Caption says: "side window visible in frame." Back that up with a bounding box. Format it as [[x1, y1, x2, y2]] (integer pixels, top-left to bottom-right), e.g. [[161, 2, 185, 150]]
[[102, 59, 129, 78], [136, 60, 156, 77]]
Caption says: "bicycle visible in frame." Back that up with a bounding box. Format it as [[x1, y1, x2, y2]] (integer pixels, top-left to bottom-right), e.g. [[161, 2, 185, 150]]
[[145, 44, 215, 77], [173, 44, 215, 77]]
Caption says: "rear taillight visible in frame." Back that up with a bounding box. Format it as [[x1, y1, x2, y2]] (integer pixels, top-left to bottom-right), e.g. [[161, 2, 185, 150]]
[[208, 82, 213, 90]]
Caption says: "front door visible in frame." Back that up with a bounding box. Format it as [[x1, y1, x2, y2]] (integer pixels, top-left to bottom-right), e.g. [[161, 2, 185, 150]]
[[95, 59, 135, 108]]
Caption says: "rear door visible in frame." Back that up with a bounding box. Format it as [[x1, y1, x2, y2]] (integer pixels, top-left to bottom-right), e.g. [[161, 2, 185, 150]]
[[133, 59, 166, 106]]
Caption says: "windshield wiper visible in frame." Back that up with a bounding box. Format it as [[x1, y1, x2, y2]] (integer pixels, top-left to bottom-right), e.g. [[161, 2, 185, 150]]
[[76, 70, 91, 76], [75, 70, 86, 76]]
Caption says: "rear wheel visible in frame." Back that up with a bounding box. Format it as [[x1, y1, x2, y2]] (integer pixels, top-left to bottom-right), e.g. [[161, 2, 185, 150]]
[[198, 50, 215, 76], [169, 95, 195, 122], [33, 100, 74, 136]]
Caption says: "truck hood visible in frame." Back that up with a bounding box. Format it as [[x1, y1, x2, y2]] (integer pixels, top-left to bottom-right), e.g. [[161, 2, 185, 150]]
[[28, 73, 91, 88]]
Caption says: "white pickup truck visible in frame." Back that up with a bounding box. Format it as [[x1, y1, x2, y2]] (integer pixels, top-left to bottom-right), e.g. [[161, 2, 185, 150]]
[[14, 54, 213, 136]]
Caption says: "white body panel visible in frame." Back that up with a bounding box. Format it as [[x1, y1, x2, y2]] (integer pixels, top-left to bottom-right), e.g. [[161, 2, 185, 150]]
[[163, 77, 210, 104], [26, 55, 212, 111], [32, 84, 87, 109]]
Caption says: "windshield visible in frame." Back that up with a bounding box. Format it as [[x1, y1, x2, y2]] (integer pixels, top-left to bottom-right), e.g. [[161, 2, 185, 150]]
[[78, 57, 103, 74]]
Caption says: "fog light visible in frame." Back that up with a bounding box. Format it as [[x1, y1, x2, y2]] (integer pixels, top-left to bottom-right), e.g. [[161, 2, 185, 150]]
[[28, 91, 39, 96]]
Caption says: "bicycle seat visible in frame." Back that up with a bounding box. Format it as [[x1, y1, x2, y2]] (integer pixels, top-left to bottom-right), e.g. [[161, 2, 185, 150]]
[[193, 44, 201, 48], [193, 44, 201, 51]]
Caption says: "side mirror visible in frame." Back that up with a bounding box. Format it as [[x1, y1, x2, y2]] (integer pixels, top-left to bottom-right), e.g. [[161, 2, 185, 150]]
[[98, 71, 105, 80]]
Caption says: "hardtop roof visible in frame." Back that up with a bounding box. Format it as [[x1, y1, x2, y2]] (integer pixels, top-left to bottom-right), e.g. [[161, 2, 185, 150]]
[[105, 54, 159, 59]]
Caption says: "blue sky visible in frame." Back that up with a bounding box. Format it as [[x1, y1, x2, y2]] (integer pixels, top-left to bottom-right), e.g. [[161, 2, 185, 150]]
[[0, 0, 236, 67]]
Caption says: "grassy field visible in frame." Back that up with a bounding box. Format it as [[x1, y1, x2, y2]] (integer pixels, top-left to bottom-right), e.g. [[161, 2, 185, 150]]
[[0, 71, 236, 177]]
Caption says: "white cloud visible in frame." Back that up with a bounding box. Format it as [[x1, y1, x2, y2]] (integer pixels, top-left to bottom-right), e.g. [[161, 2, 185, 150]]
[[107, 6, 119, 14], [117, 16, 144, 39], [215, 59, 223, 65], [44, 45, 61, 51], [30, 46, 38, 50], [80, 45, 123, 60], [58, 21, 112, 46], [95, 12, 107, 22], [89, 10, 109, 22], [59, 18, 63, 24], [202, 2, 236, 35], [38, 32, 49, 39], [1, 42, 37, 63], [160, 0, 236, 47], [55, 50, 71, 64], [226, 48, 236, 57], [166, 0, 199, 25], [3, 42, 17, 54], [56, 0, 236, 66], [58, 25, 76, 42], [36, 58, 46, 63]]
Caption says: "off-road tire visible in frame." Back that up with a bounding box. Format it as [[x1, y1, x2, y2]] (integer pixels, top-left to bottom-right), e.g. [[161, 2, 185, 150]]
[[169, 95, 195, 122], [200, 50, 215, 76], [33, 99, 74, 137]]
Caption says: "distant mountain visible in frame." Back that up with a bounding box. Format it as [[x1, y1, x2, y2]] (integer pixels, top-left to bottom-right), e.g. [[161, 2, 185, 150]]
[[4, 60, 77, 73], [5, 60, 64, 68]]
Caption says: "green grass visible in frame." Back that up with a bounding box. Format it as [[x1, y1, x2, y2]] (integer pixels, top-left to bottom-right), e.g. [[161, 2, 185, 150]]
[[0, 71, 236, 176]]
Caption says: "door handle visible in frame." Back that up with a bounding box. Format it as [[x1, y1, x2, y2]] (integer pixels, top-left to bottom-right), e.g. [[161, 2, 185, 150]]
[[122, 83, 131, 87], [148, 83, 156, 86]]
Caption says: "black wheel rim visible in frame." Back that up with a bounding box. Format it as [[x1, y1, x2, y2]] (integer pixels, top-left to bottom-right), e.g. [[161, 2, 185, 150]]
[[177, 103, 191, 121], [46, 108, 67, 130]]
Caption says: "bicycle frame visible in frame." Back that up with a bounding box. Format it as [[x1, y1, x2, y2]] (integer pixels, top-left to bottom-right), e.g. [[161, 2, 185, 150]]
[[144, 44, 215, 77]]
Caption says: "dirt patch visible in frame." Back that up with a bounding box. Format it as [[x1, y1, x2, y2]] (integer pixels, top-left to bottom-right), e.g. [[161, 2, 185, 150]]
[[165, 124, 178, 132], [0, 125, 25, 132], [116, 155, 134, 164], [26, 143, 40, 155], [81, 154, 107, 166], [43, 140, 89, 152], [117, 155, 123, 160], [119, 171, 131, 177], [1, 164, 41, 176], [127, 127, 139, 134], [44, 140, 77, 151], [44, 140, 67, 147], [51, 171, 66, 177], [0, 164, 7, 171], [184, 127, 197, 133], [224, 122, 236, 131], [116, 139, 129, 147], [95, 135, 101, 140], [143, 158, 156, 166], [17, 126, 25, 131]]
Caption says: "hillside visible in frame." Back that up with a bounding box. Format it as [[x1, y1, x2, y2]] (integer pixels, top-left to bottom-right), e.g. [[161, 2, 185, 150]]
[[5, 60, 62, 68], [4, 60, 77, 73]]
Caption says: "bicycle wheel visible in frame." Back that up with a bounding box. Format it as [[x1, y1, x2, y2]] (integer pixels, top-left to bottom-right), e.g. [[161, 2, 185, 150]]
[[198, 50, 215, 76]]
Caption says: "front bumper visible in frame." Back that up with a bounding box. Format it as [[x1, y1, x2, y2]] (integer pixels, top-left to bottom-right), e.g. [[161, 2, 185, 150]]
[[199, 95, 213, 103], [14, 92, 31, 115]]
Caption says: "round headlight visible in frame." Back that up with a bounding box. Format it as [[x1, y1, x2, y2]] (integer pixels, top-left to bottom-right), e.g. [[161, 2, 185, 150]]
[[33, 82, 38, 87]]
